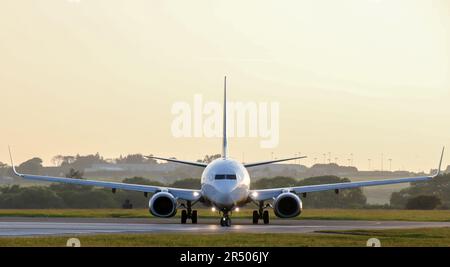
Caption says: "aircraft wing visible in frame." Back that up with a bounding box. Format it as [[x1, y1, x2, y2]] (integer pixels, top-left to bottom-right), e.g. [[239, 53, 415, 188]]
[[250, 148, 444, 202], [8, 152, 201, 202], [145, 156, 208, 168], [250, 175, 434, 201], [244, 156, 307, 168], [12, 171, 201, 201]]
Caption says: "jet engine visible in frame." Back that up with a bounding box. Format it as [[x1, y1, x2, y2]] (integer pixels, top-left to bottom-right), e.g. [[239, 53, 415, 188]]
[[149, 192, 177, 218], [273, 192, 302, 218]]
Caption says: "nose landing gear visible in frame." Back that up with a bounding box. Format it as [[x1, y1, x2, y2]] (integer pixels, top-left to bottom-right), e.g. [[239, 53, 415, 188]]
[[220, 216, 231, 227], [219, 210, 232, 227]]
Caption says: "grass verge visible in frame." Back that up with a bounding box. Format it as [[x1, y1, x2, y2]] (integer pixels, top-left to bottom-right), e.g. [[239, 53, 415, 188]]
[[1, 228, 450, 247]]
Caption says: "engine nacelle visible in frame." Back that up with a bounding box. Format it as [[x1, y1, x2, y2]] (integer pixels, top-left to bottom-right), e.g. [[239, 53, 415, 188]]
[[149, 192, 177, 218], [273, 192, 303, 218]]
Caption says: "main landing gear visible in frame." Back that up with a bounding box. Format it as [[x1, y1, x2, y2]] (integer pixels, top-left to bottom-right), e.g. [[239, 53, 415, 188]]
[[252, 201, 270, 224], [181, 201, 198, 224]]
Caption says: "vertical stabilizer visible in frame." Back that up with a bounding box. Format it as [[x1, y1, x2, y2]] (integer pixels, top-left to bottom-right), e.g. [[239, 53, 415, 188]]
[[222, 76, 228, 159]]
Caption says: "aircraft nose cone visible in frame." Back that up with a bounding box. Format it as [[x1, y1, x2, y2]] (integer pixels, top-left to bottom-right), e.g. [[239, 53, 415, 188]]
[[201, 181, 248, 209], [216, 193, 233, 205], [216, 182, 237, 194], [214, 184, 248, 207]]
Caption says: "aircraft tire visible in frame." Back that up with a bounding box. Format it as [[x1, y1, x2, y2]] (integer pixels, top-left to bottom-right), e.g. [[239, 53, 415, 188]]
[[225, 217, 232, 227], [191, 210, 198, 224], [263, 210, 269, 224], [181, 210, 187, 224], [252, 210, 259, 224]]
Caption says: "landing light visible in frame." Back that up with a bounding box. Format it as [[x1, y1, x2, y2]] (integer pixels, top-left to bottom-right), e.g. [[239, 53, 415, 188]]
[[235, 207, 240, 212], [251, 192, 258, 198], [212, 207, 216, 212], [193, 192, 200, 197]]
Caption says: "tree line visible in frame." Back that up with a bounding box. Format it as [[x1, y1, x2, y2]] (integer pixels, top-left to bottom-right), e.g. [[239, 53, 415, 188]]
[[390, 173, 450, 210]]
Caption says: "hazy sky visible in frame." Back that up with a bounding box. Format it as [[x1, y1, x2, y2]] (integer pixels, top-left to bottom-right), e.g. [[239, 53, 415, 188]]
[[0, 0, 449, 172]]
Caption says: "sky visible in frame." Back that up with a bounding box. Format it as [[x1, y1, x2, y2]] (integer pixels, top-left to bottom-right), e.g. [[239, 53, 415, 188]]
[[0, 0, 449, 172]]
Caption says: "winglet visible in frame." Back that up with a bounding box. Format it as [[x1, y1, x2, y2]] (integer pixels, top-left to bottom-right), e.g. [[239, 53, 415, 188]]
[[434, 146, 445, 177], [8, 146, 21, 177]]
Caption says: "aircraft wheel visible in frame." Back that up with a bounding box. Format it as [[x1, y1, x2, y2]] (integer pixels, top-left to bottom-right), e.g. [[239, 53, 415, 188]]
[[220, 216, 231, 227], [191, 210, 198, 224], [225, 217, 232, 227], [181, 210, 187, 224], [252, 210, 259, 224], [263, 210, 269, 224]]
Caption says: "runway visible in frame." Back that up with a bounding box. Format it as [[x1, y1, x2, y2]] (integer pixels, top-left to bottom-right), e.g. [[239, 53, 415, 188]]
[[1, 217, 450, 236]]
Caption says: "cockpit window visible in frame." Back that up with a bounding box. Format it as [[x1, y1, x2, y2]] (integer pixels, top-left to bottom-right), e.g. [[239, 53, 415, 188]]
[[215, 174, 237, 180]]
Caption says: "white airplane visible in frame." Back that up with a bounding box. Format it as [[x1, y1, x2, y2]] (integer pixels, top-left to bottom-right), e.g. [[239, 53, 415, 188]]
[[8, 77, 445, 227]]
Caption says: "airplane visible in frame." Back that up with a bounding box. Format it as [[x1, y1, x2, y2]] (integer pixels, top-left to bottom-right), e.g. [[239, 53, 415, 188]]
[[8, 77, 445, 227]]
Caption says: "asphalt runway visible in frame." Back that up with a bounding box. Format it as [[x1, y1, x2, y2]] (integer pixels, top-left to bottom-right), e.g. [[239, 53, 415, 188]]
[[1, 217, 450, 236]]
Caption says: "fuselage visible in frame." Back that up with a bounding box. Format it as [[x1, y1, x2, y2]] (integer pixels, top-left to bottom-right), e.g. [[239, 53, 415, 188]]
[[200, 158, 251, 210]]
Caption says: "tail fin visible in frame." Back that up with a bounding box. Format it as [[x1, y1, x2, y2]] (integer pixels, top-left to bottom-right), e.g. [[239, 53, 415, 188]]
[[222, 76, 228, 159]]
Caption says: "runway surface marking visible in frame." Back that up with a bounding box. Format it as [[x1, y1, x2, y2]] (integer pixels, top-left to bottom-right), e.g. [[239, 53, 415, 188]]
[[1, 218, 450, 236]]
